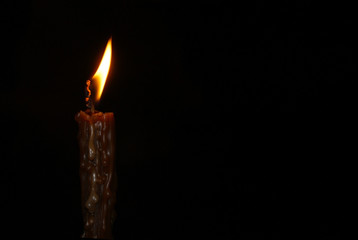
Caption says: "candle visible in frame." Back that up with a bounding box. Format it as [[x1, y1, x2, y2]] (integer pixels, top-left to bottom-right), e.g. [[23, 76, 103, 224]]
[[75, 38, 117, 239]]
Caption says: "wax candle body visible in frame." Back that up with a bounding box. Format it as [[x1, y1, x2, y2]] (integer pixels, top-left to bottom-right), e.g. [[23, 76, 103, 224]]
[[75, 109, 116, 239]]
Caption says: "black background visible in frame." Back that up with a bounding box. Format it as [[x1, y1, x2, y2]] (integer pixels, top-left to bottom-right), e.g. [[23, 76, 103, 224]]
[[1, 1, 355, 239]]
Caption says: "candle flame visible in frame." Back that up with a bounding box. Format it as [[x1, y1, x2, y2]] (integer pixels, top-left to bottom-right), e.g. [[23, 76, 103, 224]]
[[92, 37, 112, 102]]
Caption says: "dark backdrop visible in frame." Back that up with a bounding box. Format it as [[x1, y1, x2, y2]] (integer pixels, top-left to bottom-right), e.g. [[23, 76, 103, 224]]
[[1, 1, 354, 239]]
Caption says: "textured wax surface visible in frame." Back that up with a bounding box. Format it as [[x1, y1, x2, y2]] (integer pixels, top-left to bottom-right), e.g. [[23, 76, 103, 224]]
[[76, 110, 116, 239]]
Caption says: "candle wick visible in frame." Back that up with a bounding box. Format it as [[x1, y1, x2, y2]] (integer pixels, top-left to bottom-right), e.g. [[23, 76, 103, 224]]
[[86, 79, 95, 113]]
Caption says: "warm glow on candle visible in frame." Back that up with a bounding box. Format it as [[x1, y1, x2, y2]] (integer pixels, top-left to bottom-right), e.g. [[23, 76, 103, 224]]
[[92, 37, 112, 102]]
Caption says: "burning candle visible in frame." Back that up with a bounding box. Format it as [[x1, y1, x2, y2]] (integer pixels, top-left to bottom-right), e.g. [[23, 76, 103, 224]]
[[75, 38, 117, 239]]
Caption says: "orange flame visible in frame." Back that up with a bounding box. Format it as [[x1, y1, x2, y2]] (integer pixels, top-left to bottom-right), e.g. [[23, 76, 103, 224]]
[[92, 37, 112, 102]]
